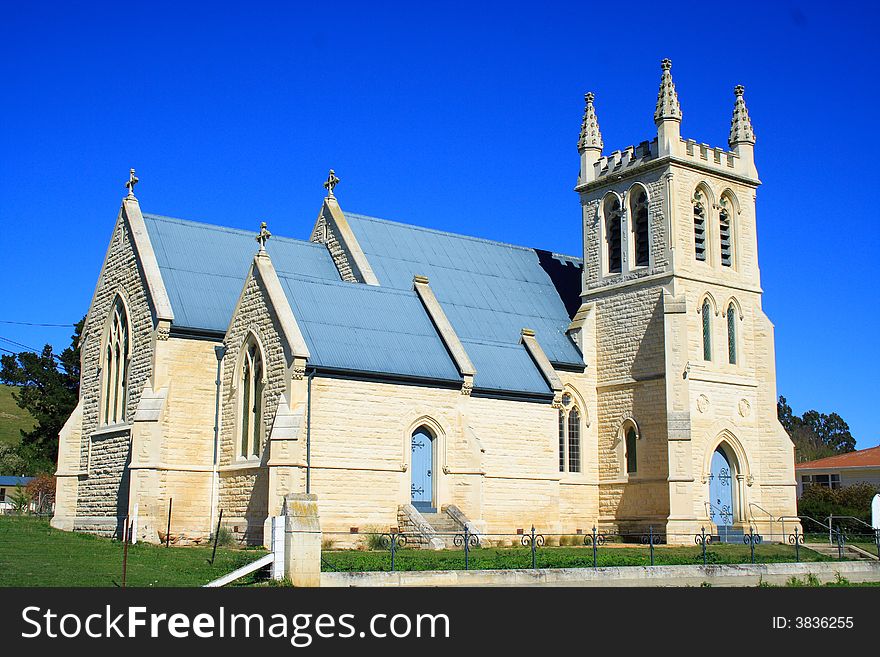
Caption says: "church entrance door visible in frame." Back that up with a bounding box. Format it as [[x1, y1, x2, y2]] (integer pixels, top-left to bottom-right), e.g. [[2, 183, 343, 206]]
[[411, 427, 435, 512], [709, 447, 735, 542]]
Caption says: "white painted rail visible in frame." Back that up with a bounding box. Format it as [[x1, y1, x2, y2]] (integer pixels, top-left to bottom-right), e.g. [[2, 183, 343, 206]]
[[204, 553, 274, 588]]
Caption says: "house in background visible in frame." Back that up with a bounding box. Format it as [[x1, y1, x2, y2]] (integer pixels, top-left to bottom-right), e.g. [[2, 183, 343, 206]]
[[0, 476, 34, 513], [796, 445, 880, 497]]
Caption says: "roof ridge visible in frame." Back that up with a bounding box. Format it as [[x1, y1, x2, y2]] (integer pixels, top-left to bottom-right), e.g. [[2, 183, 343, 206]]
[[277, 271, 418, 297], [142, 213, 324, 249], [344, 211, 581, 261]]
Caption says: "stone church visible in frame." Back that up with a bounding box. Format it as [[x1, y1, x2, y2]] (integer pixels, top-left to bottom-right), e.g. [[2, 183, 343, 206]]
[[52, 60, 798, 546]]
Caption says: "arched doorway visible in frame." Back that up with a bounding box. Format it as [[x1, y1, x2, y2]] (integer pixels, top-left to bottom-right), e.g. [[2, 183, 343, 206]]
[[411, 427, 435, 512], [708, 446, 735, 540]]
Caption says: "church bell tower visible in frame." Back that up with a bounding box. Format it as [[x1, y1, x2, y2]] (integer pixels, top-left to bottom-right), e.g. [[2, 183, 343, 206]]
[[573, 60, 796, 542]]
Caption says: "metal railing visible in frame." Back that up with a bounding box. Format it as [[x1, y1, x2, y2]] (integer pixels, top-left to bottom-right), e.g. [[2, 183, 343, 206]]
[[317, 522, 873, 574]]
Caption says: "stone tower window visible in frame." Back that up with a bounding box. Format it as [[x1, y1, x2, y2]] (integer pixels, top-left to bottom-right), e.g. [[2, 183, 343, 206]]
[[727, 303, 737, 365], [558, 393, 581, 473], [719, 207, 732, 267], [625, 426, 638, 474], [101, 298, 129, 426], [701, 299, 712, 361], [630, 188, 650, 267], [603, 196, 622, 274], [239, 336, 265, 458], [694, 199, 707, 262]]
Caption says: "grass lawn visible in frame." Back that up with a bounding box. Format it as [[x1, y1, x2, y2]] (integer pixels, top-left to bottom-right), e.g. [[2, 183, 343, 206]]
[[0, 516, 269, 587], [0, 384, 35, 445], [322, 542, 832, 572]]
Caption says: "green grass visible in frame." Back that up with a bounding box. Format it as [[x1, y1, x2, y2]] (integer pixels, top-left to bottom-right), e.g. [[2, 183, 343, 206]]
[[0, 517, 268, 587], [0, 384, 35, 445], [322, 542, 832, 572]]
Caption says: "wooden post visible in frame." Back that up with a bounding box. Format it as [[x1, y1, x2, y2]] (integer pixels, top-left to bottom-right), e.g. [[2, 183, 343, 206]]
[[210, 509, 224, 566], [122, 518, 130, 588], [165, 498, 173, 548]]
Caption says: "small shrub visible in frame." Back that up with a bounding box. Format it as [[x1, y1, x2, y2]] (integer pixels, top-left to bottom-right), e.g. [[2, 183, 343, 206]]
[[322, 537, 336, 551], [361, 526, 386, 551], [805, 573, 821, 587], [834, 572, 849, 586], [213, 526, 235, 548], [544, 536, 558, 547]]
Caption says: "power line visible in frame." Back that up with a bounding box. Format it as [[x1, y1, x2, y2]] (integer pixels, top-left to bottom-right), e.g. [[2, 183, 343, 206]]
[[0, 320, 74, 327], [0, 336, 49, 355]]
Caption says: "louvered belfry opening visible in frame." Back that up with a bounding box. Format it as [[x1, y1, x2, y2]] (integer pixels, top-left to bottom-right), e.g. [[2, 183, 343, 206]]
[[604, 196, 622, 273], [694, 200, 707, 262], [631, 188, 649, 267], [719, 208, 732, 267]]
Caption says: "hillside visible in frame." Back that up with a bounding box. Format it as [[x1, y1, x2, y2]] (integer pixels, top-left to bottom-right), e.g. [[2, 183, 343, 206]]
[[0, 384, 35, 445]]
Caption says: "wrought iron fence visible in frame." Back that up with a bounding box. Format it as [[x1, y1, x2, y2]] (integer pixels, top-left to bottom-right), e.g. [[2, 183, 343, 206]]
[[319, 519, 880, 573]]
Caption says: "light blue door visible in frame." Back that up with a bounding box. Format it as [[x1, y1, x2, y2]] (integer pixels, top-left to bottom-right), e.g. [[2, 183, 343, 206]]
[[411, 428, 434, 512], [709, 448, 734, 534]]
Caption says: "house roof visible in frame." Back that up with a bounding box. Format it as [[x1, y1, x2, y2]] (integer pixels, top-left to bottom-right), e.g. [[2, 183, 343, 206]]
[[0, 476, 33, 487], [140, 210, 583, 396], [277, 273, 462, 384], [795, 445, 880, 471], [344, 212, 584, 390], [143, 214, 341, 332]]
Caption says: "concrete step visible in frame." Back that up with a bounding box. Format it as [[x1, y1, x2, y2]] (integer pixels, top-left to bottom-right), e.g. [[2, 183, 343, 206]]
[[804, 543, 877, 561], [420, 513, 464, 547]]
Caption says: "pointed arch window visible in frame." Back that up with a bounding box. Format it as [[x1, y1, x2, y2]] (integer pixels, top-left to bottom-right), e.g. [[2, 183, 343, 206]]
[[719, 207, 732, 267], [603, 196, 622, 274], [625, 426, 638, 474], [101, 298, 129, 426], [630, 188, 650, 267], [727, 303, 737, 365], [702, 300, 712, 361], [239, 336, 265, 458], [694, 193, 707, 262], [558, 393, 581, 473]]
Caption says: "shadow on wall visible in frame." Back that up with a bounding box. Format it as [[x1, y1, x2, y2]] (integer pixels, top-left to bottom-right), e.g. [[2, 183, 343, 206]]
[[116, 440, 133, 540], [614, 291, 671, 534], [243, 467, 270, 546]]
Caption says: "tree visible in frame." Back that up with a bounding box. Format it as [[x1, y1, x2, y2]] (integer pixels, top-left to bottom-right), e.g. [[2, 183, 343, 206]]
[[778, 395, 857, 463], [0, 443, 28, 475], [0, 317, 84, 470]]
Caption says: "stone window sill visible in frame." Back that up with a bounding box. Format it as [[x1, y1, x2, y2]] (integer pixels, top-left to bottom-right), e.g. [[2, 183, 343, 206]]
[[90, 423, 132, 439]]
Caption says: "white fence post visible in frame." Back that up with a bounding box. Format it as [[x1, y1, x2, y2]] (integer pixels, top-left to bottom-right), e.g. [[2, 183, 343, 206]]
[[131, 503, 139, 545], [272, 516, 285, 581]]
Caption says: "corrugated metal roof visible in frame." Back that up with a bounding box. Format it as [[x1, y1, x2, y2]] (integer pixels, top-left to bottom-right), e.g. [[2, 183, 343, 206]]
[[278, 274, 461, 383], [143, 214, 341, 332], [343, 212, 583, 393]]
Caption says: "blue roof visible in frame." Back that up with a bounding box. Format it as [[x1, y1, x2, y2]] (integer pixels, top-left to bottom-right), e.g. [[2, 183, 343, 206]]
[[278, 275, 461, 383], [0, 476, 33, 487], [343, 212, 583, 392], [143, 214, 341, 332], [139, 211, 582, 396]]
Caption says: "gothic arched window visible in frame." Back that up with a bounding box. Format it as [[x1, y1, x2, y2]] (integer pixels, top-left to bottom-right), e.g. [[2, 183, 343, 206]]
[[101, 298, 129, 425], [625, 426, 638, 474], [694, 192, 707, 262], [558, 393, 582, 474], [702, 300, 712, 361], [727, 303, 737, 365], [603, 196, 622, 274], [239, 336, 265, 458], [719, 207, 732, 267], [630, 188, 650, 267]]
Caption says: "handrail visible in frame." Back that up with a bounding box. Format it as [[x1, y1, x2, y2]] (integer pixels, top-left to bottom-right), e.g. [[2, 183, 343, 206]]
[[829, 515, 876, 533], [748, 502, 776, 539]]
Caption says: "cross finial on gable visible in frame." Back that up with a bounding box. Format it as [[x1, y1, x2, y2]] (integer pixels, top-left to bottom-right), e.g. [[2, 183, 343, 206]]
[[256, 221, 272, 252], [125, 168, 139, 198], [323, 169, 340, 197]]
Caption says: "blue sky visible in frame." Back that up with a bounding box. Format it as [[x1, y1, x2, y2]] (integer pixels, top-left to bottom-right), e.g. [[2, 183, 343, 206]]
[[1, 1, 877, 447]]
